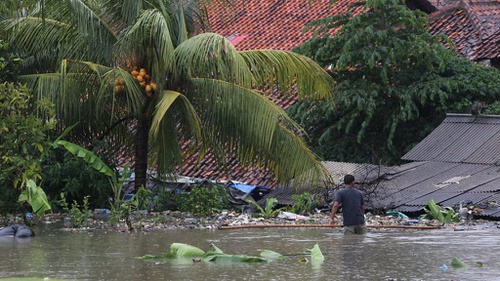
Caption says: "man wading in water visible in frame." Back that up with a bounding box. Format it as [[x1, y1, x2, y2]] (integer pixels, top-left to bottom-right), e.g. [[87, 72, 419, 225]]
[[329, 174, 367, 235]]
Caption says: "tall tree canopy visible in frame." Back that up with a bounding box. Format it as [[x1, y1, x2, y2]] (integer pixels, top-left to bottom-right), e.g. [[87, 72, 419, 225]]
[[2, 0, 335, 191], [291, 0, 500, 164]]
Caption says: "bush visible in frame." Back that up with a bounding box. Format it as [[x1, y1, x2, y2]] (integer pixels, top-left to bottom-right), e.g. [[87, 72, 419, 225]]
[[174, 184, 231, 217], [291, 192, 321, 215], [41, 141, 115, 210]]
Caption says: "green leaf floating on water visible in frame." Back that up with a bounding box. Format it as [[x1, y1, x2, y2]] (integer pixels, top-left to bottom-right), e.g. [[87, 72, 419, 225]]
[[163, 242, 205, 258], [206, 243, 225, 255], [451, 257, 467, 268], [475, 262, 483, 267], [139, 242, 324, 263], [306, 243, 325, 263], [259, 249, 284, 260]]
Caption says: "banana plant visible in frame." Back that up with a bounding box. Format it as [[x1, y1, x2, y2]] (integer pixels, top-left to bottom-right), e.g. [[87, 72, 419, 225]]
[[246, 197, 286, 219], [18, 179, 51, 218], [423, 199, 459, 224], [55, 140, 131, 210]]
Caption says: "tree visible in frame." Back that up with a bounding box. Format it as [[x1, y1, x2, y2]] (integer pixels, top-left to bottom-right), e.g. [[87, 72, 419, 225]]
[[0, 82, 55, 216], [3, 0, 335, 192], [291, 0, 500, 164]]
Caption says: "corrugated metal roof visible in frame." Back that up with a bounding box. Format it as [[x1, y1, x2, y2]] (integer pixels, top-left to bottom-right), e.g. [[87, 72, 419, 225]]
[[371, 162, 500, 215], [473, 176, 500, 192], [440, 192, 493, 207], [402, 114, 500, 165], [375, 114, 500, 218]]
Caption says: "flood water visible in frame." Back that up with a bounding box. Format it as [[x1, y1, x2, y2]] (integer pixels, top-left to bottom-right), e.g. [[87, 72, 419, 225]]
[[1, 223, 499, 281]]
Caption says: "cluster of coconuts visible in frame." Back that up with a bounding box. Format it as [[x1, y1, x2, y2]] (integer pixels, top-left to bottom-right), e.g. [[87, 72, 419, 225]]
[[113, 68, 157, 97], [132, 68, 157, 97]]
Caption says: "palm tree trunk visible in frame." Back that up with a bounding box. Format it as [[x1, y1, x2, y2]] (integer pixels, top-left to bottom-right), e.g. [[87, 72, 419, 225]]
[[134, 114, 150, 193]]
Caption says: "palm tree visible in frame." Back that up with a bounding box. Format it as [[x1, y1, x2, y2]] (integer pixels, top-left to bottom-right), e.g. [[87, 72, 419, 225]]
[[2, 0, 335, 192]]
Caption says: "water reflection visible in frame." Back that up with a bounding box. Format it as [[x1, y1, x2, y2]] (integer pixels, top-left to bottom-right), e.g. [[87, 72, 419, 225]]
[[0, 223, 499, 281]]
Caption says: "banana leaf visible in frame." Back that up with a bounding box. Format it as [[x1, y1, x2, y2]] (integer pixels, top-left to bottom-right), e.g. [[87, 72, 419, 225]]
[[18, 179, 52, 217], [206, 243, 225, 255], [259, 249, 284, 260], [424, 199, 445, 222], [163, 243, 205, 258], [307, 243, 325, 263], [56, 140, 115, 179]]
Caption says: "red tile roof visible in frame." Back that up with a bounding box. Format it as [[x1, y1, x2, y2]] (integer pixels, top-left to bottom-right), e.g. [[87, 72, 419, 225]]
[[206, 0, 354, 51], [429, 0, 500, 62], [176, 0, 500, 188]]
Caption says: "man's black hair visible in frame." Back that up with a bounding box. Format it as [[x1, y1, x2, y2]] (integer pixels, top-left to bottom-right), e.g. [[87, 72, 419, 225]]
[[344, 174, 355, 185]]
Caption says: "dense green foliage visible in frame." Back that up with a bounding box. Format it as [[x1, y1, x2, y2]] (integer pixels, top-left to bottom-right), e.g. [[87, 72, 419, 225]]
[[0, 40, 21, 82], [0, 35, 55, 216], [0, 82, 55, 214], [291, 0, 500, 164], [174, 184, 231, 217], [290, 192, 321, 215]]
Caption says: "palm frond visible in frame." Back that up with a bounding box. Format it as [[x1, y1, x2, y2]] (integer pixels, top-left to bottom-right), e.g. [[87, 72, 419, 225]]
[[239, 50, 335, 100], [116, 8, 175, 79], [186, 78, 329, 186], [3, 0, 118, 68], [174, 32, 254, 87], [149, 90, 203, 176], [97, 67, 145, 122]]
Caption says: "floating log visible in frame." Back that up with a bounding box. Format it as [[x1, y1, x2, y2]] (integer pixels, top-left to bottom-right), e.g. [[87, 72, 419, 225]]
[[218, 224, 442, 230]]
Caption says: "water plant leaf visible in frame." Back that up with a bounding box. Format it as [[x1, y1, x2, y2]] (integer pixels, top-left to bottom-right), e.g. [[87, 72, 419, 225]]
[[475, 262, 484, 267], [259, 249, 284, 260], [309, 243, 325, 263], [165, 243, 205, 258], [206, 243, 225, 255], [451, 257, 467, 268]]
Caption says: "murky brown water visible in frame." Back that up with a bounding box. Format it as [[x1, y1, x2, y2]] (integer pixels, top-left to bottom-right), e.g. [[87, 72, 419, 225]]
[[0, 223, 499, 281]]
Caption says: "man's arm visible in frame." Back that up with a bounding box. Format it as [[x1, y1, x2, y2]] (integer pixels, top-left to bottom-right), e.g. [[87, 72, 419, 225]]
[[330, 201, 340, 225]]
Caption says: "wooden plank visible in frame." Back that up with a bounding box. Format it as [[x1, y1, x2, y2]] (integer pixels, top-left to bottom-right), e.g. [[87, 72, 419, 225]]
[[218, 224, 442, 230]]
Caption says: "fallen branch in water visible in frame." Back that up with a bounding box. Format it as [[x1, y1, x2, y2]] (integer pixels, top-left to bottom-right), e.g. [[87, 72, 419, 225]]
[[218, 224, 442, 230]]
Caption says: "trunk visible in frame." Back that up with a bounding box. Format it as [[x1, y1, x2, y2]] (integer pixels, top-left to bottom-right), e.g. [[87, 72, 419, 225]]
[[134, 114, 150, 193]]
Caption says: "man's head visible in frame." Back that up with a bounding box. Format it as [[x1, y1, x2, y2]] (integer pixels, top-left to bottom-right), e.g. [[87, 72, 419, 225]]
[[344, 174, 355, 185]]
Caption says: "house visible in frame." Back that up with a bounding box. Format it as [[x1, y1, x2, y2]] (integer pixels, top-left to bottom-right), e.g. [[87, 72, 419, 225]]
[[176, 0, 499, 190], [371, 114, 500, 218]]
